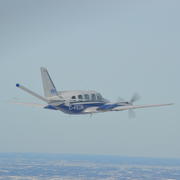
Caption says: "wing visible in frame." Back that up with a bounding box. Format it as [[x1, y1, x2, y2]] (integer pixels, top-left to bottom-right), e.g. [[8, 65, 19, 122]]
[[83, 107, 99, 114], [10, 101, 45, 108], [112, 103, 173, 111]]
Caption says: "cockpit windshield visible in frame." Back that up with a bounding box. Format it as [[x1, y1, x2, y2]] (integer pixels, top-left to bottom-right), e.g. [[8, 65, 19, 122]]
[[96, 94, 102, 101]]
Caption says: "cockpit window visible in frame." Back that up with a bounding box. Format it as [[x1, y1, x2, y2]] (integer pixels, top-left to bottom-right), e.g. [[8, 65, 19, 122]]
[[91, 94, 96, 101], [97, 94, 102, 101], [78, 95, 83, 100], [84, 94, 89, 100]]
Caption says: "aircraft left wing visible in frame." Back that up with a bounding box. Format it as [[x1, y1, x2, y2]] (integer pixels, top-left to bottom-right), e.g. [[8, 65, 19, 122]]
[[112, 103, 173, 111], [83, 107, 99, 113], [10, 101, 45, 108]]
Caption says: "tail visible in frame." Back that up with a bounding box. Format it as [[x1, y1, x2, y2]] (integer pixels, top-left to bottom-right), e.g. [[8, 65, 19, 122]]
[[40, 67, 58, 98], [16, 83, 48, 103]]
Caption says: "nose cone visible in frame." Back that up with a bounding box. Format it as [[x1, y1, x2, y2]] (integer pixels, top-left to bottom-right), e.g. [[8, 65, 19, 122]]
[[16, 83, 20, 87]]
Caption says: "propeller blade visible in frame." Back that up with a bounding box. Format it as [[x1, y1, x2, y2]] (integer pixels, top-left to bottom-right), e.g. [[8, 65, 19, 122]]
[[128, 109, 136, 119], [130, 93, 140, 104]]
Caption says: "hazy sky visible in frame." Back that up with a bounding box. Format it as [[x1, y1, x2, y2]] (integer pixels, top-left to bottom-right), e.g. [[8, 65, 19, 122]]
[[0, 0, 179, 158]]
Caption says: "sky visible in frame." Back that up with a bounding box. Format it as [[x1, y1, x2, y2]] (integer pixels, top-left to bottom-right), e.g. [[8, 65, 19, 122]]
[[0, 0, 179, 158]]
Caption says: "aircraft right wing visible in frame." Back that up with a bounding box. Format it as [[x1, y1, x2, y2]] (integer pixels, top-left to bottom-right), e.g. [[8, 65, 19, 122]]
[[112, 103, 174, 111]]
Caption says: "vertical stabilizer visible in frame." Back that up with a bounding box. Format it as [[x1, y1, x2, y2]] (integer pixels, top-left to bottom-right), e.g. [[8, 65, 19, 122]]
[[40, 67, 58, 97]]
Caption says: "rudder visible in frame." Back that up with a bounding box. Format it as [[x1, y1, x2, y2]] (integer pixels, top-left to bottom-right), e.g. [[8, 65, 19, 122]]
[[40, 67, 58, 97]]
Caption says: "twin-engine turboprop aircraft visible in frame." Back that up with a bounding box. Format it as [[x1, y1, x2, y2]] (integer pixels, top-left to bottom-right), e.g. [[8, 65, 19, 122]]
[[15, 67, 173, 116]]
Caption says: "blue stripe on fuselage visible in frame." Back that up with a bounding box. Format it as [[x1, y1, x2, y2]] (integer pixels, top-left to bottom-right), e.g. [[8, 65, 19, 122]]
[[97, 103, 121, 111], [57, 102, 105, 114], [44, 105, 57, 110]]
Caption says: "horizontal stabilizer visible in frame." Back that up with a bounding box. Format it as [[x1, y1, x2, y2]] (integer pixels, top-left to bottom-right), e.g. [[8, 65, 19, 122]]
[[16, 83, 48, 103]]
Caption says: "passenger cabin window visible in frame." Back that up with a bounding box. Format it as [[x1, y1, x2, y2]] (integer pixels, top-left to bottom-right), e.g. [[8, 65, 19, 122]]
[[84, 94, 89, 101], [91, 94, 96, 101], [78, 95, 83, 100], [71, 96, 76, 100]]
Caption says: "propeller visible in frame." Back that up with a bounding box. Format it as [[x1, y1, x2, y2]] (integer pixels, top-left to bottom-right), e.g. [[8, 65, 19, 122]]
[[128, 93, 140, 118], [130, 93, 140, 104], [128, 109, 136, 118], [117, 93, 140, 118]]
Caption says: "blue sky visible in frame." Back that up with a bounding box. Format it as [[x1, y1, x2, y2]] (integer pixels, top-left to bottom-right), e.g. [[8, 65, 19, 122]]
[[0, 0, 179, 158]]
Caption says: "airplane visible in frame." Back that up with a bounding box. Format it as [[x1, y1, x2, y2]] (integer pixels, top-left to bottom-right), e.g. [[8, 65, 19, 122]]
[[15, 67, 173, 116]]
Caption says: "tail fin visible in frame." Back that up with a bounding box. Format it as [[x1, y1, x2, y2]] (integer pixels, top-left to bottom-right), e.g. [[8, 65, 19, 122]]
[[40, 67, 58, 97]]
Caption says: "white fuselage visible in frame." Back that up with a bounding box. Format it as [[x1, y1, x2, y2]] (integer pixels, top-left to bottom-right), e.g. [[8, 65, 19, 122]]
[[45, 90, 110, 114]]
